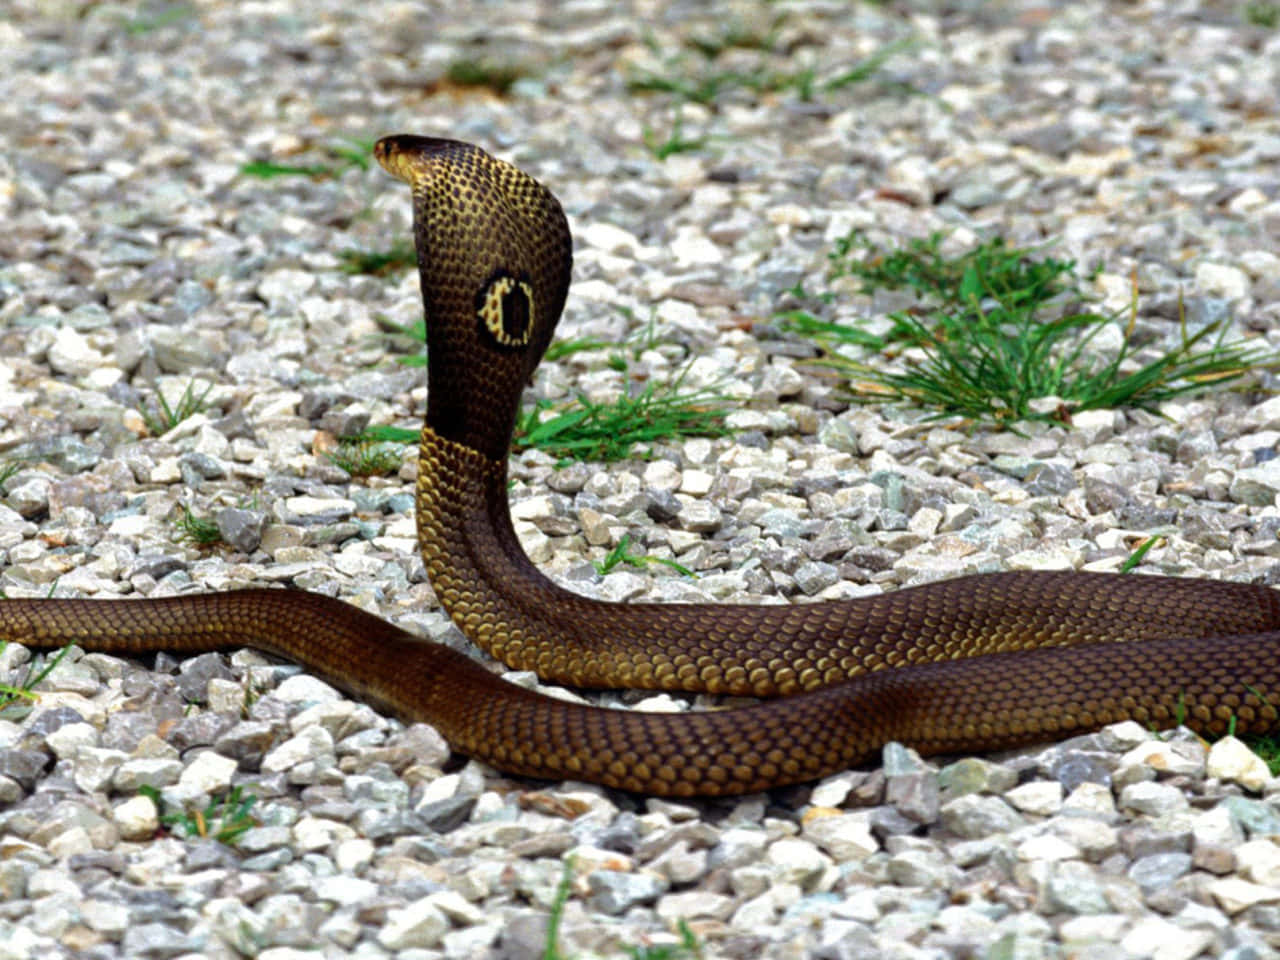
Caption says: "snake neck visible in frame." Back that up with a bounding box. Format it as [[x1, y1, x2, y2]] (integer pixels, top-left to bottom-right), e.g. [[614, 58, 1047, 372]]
[[415, 425, 596, 679], [415, 424, 820, 694]]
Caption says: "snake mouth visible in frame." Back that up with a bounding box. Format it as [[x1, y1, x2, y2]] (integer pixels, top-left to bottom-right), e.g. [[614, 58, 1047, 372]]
[[374, 135, 476, 185]]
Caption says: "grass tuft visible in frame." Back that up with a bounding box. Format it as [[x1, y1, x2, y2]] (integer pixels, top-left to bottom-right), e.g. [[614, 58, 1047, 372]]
[[439, 59, 532, 95], [138, 784, 259, 845], [513, 376, 732, 463], [1245, 2, 1279, 27], [326, 438, 405, 477], [374, 315, 429, 368], [174, 503, 223, 547], [339, 240, 416, 277], [628, 35, 915, 106], [595, 534, 694, 578], [643, 104, 711, 159], [125, 2, 194, 34], [786, 231, 1276, 426], [0, 458, 26, 488], [0, 641, 73, 714], [138, 380, 213, 436], [240, 139, 374, 181]]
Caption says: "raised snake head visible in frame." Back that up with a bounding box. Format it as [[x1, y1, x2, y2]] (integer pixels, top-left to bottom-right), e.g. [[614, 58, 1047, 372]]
[[375, 135, 572, 461]]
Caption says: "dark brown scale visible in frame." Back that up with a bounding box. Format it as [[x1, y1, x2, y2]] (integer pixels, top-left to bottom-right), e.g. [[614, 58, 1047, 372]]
[[5, 136, 1280, 796]]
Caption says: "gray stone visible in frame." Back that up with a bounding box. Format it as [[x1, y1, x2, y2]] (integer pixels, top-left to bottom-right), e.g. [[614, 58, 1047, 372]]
[[1128, 852, 1193, 894], [1046, 860, 1111, 914], [586, 869, 668, 914], [217, 507, 269, 553], [939, 794, 1025, 839]]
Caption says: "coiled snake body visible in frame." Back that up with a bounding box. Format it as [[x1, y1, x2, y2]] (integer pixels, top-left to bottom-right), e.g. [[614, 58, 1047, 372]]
[[6, 137, 1280, 796]]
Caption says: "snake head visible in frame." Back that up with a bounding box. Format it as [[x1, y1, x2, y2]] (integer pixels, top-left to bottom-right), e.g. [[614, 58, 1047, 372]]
[[375, 135, 572, 461]]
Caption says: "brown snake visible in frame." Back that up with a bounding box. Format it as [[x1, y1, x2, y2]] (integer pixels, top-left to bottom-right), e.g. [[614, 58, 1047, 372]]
[[6, 136, 1280, 796]]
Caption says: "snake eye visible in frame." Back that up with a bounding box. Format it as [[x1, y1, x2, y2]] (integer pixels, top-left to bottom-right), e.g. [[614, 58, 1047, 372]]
[[476, 272, 535, 350]]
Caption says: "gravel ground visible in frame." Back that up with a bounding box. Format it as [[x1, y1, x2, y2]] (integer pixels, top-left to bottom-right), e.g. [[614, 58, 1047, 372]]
[[3, 1, 1280, 958]]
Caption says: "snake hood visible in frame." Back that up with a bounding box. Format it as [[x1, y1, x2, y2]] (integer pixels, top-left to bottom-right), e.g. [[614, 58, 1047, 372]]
[[375, 135, 572, 461]]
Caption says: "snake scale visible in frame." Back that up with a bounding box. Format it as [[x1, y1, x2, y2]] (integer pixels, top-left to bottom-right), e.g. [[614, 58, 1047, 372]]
[[5, 136, 1280, 796]]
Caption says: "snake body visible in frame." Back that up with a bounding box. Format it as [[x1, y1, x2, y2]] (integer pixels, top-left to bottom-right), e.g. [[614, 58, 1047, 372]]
[[5, 136, 1280, 796]]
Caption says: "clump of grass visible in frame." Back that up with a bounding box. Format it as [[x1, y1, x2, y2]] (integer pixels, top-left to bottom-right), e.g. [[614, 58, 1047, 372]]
[[373, 315, 429, 368], [628, 35, 916, 106], [138, 784, 259, 845], [0, 458, 25, 488], [831, 230, 1080, 306], [595, 534, 694, 577], [358, 424, 419, 446], [787, 231, 1275, 425], [1246, 734, 1280, 776], [643, 104, 711, 160], [1245, 2, 1279, 27], [543, 337, 615, 362], [628, 67, 758, 106], [138, 380, 213, 436], [513, 376, 732, 462], [240, 138, 374, 180], [124, 2, 194, 34], [438, 58, 532, 95], [0, 640, 73, 714], [326, 437, 405, 477], [173, 503, 223, 546], [339, 240, 416, 277]]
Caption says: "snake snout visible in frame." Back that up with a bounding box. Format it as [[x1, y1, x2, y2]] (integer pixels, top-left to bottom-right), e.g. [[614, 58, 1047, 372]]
[[374, 135, 478, 186]]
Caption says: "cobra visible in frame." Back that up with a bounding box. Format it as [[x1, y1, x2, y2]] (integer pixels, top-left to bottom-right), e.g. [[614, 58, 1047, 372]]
[[5, 136, 1280, 797]]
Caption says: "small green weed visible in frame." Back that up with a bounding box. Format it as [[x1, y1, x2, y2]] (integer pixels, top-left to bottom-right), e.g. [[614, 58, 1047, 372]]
[[1245, 2, 1279, 27], [829, 230, 1078, 307], [541, 858, 574, 960], [358, 423, 419, 445], [138, 380, 213, 435], [643, 104, 710, 159], [0, 458, 25, 488], [595, 534, 694, 577], [628, 922, 703, 960], [125, 2, 194, 34], [173, 503, 223, 547], [790, 231, 1275, 425], [1246, 734, 1280, 775], [138, 784, 259, 845], [0, 641, 73, 714], [1118, 535, 1163, 573], [544, 337, 616, 362], [326, 437, 405, 477], [513, 377, 732, 462], [240, 160, 334, 179], [820, 36, 918, 98], [339, 240, 416, 276], [628, 35, 915, 105], [627, 67, 753, 106], [374, 315, 429, 368], [541, 857, 703, 960], [442, 58, 531, 95], [240, 139, 374, 180]]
